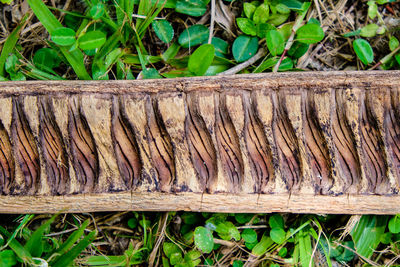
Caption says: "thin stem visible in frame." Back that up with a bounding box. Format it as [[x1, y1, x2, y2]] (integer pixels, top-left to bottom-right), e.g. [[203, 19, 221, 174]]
[[369, 45, 400, 70], [218, 48, 266, 75]]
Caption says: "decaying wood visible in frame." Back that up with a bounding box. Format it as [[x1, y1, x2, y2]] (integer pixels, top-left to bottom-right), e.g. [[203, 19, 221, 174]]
[[0, 71, 400, 214]]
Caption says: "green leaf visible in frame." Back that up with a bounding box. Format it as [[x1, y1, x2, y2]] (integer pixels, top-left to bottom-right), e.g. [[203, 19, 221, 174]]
[[297, 228, 313, 266], [0, 14, 28, 77], [194, 226, 214, 253], [270, 228, 286, 244], [389, 215, 400, 234], [241, 229, 257, 243], [211, 37, 228, 57], [288, 41, 309, 59], [256, 23, 276, 39], [0, 226, 34, 265], [253, 3, 269, 24], [266, 30, 285, 56], [25, 214, 58, 257], [188, 44, 214, 76], [0, 250, 17, 267], [232, 260, 244, 267], [236, 18, 257, 36], [51, 27, 76, 46], [276, 3, 291, 14], [234, 214, 254, 224], [350, 215, 388, 259], [360, 23, 379, 38], [163, 242, 181, 258], [333, 241, 355, 263], [78, 31, 106, 50], [181, 213, 202, 225], [89, 3, 105, 19], [269, 214, 284, 229], [178, 24, 209, 48], [204, 65, 229, 76], [33, 48, 61, 71], [296, 23, 324, 44], [389, 36, 399, 51], [252, 234, 273, 256], [279, 0, 303, 10], [268, 13, 290, 26], [152, 20, 174, 44], [232, 35, 259, 63], [367, 1, 378, 19], [127, 217, 138, 229], [52, 231, 97, 267], [141, 68, 163, 79], [162, 42, 181, 62], [175, 0, 207, 16], [353, 39, 374, 65], [243, 2, 256, 19]]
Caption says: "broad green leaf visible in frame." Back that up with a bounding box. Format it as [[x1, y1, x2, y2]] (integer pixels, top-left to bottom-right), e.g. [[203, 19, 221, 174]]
[[211, 37, 228, 57], [350, 215, 388, 259], [278, 247, 288, 257], [175, 0, 207, 16], [184, 250, 201, 266], [52, 231, 97, 267], [152, 20, 174, 44], [232, 35, 259, 63], [241, 229, 257, 243], [389, 36, 399, 51], [252, 234, 273, 256], [163, 242, 181, 258], [194, 226, 214, 253], [236, 18, 257, 36], [232, 260, 244, 267], [297, 228, 313, 267], [380, 232, 392, 244], [279, 0, 303, 10], [360, 23, 379, 38], [256, 23, 276, 38], [296, 23, 324, 44], [215, 221, 240, 241], [278, 22, 293, 40], [178, 25, 209, 48], [267, 13, 289, 26], [367, 1, 378, 19], [389, 215, 400, 234], [253, 3, 269, 24], [276, 3, 290, 14], [205, 65, 229, 76], [269, 214, 284, 229], [33, 48, 61, 71], [0, 250, 17, 267], [234, 214, 254, 224], [270, 228, 286, 244], [266, 30, 285, 56], [162, 42, 181, 62], [141, 68, 162, 79], [353, 39, 374, 65], [288, 41, 309, 59], [78, 31, 106, 50], [243, 2, 256, 19], [89, 3, 105, 19], [396, 54, 400, 65], [51, 27, 76, 46]]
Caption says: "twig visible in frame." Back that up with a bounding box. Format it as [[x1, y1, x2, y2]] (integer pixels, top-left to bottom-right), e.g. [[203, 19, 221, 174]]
[[333, 241, 380, 266], [149, 213, 169, 267], [214, 238, 236, 247], [369, 45, 400, 70], [218, 48, 266, 75], [273, 3, 311, 72], [208, 0, 216, 44]]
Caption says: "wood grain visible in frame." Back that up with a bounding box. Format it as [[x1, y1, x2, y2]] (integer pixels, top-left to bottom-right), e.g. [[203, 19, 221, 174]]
[[0, 71, 399, 214]]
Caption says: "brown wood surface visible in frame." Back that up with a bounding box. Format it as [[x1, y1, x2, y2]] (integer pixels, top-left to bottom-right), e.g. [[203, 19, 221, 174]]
[[0, 71, 399, 214]]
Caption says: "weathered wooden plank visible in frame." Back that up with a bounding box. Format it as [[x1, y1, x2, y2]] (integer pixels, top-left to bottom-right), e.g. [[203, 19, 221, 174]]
[[0, 71, 399, 214]]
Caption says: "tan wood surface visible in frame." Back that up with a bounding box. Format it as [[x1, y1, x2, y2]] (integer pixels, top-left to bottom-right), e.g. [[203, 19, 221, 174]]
[[0, 71, 399, 214]]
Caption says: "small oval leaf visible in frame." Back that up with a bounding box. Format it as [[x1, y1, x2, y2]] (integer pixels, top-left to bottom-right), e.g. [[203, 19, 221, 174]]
[[51, 27, 76, 46], [78, 31, 106, 50], [178, 25, 209, 48], [188, 44, 215, 76], [236, 18, 257, 36], [296, 23, 325, 44], [266, 30, 285, 56], [152, 20, 174, 44], [232, 35, 259, 63], [353, 38, 374, 65], [194, 226, 214, 253]]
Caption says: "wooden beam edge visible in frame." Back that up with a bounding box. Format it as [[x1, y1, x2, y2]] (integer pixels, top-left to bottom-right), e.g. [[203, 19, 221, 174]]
[[0, 193, 399, 214]]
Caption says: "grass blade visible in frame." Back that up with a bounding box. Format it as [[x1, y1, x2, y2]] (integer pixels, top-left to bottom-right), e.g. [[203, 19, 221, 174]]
[[52, 230, 97, 267], [0, 226, 34, 265], [0, 14, 29, 77], [24, 214, 58, 257]]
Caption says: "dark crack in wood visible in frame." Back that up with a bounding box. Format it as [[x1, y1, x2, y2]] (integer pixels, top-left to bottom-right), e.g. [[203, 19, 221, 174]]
[[39, 97, 69, 195], [68, 97, 99, 193], [243, 92, 274, 193], [385, 90, 400, 188], [302, 91, 333, 195], [11, 98, 40, 195], [185, 93, 217, 193], [331, 90, 361, 194], [0, 120, 14, 195], [111, 96, 142, 190], [146, 97, 175, 192], [272, 91, 302, 192], [215, 93, 244, 193]]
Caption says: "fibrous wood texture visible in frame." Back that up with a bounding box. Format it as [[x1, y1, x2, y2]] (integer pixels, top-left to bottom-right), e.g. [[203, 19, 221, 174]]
[[0, 71, 400, 214]]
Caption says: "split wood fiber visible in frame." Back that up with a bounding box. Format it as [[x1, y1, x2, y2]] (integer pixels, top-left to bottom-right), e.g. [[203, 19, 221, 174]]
[[0, 71, 400, 214]]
